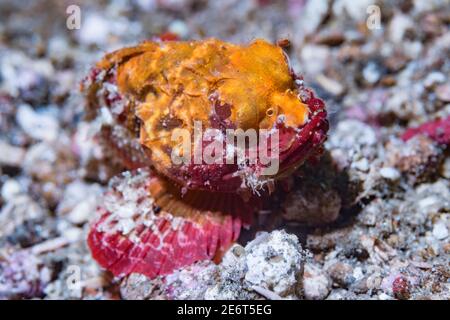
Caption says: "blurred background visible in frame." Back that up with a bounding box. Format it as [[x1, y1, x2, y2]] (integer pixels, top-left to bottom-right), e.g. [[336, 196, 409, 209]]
[[0, 0, 449, 300]]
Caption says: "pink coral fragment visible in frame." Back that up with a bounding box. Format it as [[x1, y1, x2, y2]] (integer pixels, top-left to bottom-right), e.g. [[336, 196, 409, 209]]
[[401, 116, 450, 145]]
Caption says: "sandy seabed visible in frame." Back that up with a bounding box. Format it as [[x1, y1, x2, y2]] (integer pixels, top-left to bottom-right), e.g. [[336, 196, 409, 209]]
[[0, 0, 449, 300]]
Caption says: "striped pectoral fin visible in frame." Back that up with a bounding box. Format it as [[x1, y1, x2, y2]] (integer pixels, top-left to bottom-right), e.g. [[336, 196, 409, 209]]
[[87, 169, 246, 279]]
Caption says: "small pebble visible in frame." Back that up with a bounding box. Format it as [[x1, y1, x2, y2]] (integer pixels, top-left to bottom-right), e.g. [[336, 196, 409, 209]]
[[77, 14, 110, 46], [380, 167, 401, 181], [327, 262, 354, 288], [303, 263, 331, 300], [352, 158, 370, 172], [62, 227, 83, 242], [333, 0, 373, 21], [423, 72, 445, 88], [432, 221, 448, 240], [363, 62, 381, 84], [1, 179, 22, 201], [435, 83, 450, 102], [0, 141, 26, 167], [16, 104, 59, 142], [168, 20, 189, 38], [315, 74, 346, 96], [378, 293, 393, 300]]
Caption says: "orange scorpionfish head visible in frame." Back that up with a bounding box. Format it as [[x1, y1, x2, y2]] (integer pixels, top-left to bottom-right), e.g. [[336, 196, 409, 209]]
[[83, 38, 328, 194]]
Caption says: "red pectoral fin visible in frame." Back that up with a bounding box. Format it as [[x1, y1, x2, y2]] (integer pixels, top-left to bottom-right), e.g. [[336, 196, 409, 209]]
[[87, 169, 254, 278]]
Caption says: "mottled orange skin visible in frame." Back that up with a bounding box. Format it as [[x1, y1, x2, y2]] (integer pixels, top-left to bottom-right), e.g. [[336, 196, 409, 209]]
[[96, 39, 308, 185], [85, 38, 328, 193]]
